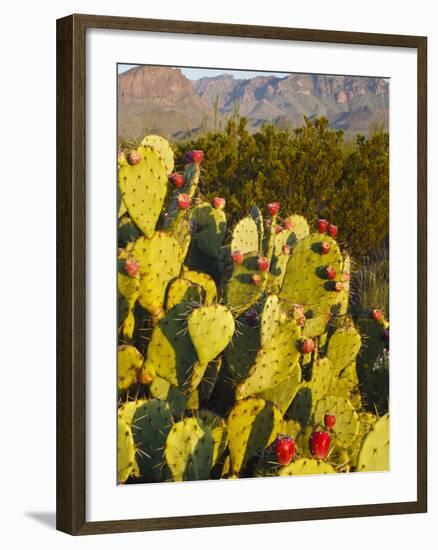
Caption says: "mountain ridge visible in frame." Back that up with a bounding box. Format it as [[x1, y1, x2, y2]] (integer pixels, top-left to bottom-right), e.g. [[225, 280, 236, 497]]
[[118, 65, 389, 140]]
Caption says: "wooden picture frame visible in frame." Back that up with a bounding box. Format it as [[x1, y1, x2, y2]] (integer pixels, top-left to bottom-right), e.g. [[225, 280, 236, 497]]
[[56, 13, 427, 535]]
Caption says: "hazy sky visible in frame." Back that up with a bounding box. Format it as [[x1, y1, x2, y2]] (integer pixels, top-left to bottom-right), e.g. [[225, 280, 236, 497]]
[[117, 64, 290, 80]]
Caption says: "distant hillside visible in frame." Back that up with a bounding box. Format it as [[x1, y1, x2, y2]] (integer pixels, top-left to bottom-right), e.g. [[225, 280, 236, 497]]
[[118, 66, 389, 140]]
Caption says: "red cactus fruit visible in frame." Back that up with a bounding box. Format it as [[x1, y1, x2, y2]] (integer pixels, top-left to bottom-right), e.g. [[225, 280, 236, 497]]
[[372, 309, 383, 322], [321, 241, 331, 255], [317, 219, 329, 233], [184, 150, 204, 164], [257, 256, 269, 272], [169, 172, 185, 188], [300, 338, 315, 354], [324, 414, 336, 430], [275, 224, 283, 234], [232, 250, 244, 265], [125, 257, 139, 277], [309, 431, 331, 459], [177, 193, 191, 210], [267, 202, 280, 216], [252, 274, 262, 286], [284, 219, 293, 230], [282, 244, 291, 255], [127, 150, 141, 165], [327, 224, 338, 237], [213, 197, 226, 210], [274, 436, 295, 466], [325, 266, 337, 280]]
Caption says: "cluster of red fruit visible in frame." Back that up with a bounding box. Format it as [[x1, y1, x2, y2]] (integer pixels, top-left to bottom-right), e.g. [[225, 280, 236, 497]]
[[316, 218, 338, 238], [274, 414, 336, 465]]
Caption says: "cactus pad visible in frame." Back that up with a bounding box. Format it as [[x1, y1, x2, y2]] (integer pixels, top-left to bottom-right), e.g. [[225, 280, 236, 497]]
[[270, 215, 310, 285], [165, 417, 214, 481], [356, 413, 390, 472], [279, 458, 336, 476], [140, 134, 174, 175], [142, 301, 198, 389], [314, 395, 360, 447], [225, 253, 267, 313], [227, 398, 282, 474], [117, 417, 137, 483], [118, 146, 168, 238], [308, 357, 335, 405], [188, 304, 235, 366], [117, 345, 143, 391], [132, 233, 182, 317], [190, 202, 227, 258], [236, 320, 301, 398], [231, 216, 259, 255], [132, 399, 173, 482], [225, 321, 260, 383], [258, 363, 301, 415], [280, 233, 343, 317], [327, 323, 362, 375]]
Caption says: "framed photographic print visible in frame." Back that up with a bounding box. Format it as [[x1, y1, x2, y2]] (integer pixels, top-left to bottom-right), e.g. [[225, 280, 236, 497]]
[[56, 14, 427, 535]]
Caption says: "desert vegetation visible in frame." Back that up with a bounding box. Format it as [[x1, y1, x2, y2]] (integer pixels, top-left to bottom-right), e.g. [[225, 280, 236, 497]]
[[117, 119, 389, 484]]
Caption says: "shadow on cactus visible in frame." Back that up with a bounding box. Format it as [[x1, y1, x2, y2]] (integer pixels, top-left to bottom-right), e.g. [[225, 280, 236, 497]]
[[117, 135, 390, 485]]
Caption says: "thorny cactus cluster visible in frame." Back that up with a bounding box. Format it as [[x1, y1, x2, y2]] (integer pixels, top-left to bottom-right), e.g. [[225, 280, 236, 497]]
[[117, 135, 390, 484]]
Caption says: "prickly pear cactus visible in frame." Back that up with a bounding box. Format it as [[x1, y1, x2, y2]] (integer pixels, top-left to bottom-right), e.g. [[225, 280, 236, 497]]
[[118, 147, 168, 238], [279, 234, 343, 331], [141, 301, 198, 390], [117, 345, 143, 391], [231, 216, 259, 255], [236, 319, 301, 398], [131, 399, 173, 482], [165, 417, 214, 481], [188, 304, 235, 365], [227, 398, 282, 475], [356, 414, 390, 472], [118, 417, 138, 483], [190, 202, 227, 258], [225, 253, 268, 313], [141, 134, 174, 174], [117, 135, 390, 484], [132, 232, 182, 319], [314, 395, 360, 447]]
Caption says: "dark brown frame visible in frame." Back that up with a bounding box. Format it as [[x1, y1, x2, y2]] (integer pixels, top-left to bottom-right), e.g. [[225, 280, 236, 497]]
[[56, 13, 427, 535]]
